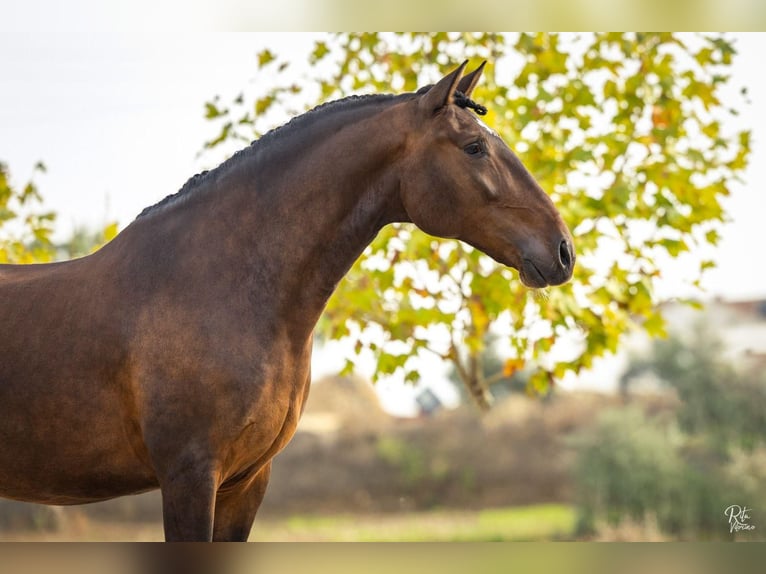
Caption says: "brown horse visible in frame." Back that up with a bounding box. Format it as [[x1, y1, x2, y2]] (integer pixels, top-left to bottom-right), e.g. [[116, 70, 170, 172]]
[[0, 62, 574, 541]]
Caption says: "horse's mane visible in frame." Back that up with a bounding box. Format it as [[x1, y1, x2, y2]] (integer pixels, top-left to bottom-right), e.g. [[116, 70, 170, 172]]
[[136, 87, 487, 220], [136, 93, 403, 220]]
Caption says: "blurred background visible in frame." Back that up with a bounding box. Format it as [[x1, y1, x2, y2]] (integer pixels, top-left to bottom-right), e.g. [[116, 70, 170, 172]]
[[2, 28, 765, 542]]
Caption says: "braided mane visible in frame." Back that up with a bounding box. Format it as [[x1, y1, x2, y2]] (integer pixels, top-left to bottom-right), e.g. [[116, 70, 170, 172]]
[[137, 88, 486, 219]]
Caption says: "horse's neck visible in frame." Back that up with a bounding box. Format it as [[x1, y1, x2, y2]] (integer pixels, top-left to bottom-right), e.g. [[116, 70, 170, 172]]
[[224, 106, 410, 334]]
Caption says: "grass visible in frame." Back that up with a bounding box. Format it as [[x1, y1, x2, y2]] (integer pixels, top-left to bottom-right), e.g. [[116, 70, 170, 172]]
[[253, 504, 576, 542], [0, 504, 576, 542]]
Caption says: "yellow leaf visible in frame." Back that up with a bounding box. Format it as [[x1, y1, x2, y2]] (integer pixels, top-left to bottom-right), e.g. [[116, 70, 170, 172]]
[[467, 297, 489, 334], [102, 222, 119, 243]]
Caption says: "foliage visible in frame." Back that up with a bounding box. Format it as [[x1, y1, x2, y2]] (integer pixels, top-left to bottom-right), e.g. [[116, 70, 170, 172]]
[[1, 160, 119, 264], [572, 407, 700, 537], [446, 334, 530, 404], [621, 324, 766, 452], [0, 161, 56, 263], [201, 33, 750, 409], [375, 436, 431, 485], [575, 326, 766, 539], [0, 500, 63, 533], [59, 222, 120, 260], [573, 406, 765, 539]]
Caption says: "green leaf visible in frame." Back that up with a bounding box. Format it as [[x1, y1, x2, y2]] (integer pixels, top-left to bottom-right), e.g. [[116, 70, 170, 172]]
[[204, 122, 232, 149], [311, 41, 330, 63], [404, 370, 419, 384], [644, 312, 667, 338], [204, 102, 224, 119], [255, 95, 275, 116], [257, 49, 275, 68], [340, 359, 355, 376], [659, 238, 689, 257]]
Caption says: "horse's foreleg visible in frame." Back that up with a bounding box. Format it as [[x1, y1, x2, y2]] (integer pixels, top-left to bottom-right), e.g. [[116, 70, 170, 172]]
[[157, 455, 218, 542], [213, 462, 272, 541]]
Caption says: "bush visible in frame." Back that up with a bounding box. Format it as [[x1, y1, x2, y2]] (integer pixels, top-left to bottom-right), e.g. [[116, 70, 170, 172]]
[[572, 407, 684, 536], [0, 500, 63, 533], [572, 405, 764, 539], [621, 325, 766, 453]]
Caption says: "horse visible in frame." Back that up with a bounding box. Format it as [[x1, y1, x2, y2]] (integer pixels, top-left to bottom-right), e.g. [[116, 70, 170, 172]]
[[0, 61, 574, 541]]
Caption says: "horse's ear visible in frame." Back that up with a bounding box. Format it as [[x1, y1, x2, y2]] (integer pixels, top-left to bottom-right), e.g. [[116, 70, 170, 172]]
[[456, 61, 486, 98], [418, 60, 468, 116]]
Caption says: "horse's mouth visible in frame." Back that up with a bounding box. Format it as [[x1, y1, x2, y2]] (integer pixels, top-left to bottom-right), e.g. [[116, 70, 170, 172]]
[[472, 246, 550, 289], [519, 254, 574, 288], [467, 241, 568, 289], [519, 259, 549, 289]]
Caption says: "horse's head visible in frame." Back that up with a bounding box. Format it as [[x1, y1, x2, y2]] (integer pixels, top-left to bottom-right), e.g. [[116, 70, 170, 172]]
[[400, 61, 574, 288]]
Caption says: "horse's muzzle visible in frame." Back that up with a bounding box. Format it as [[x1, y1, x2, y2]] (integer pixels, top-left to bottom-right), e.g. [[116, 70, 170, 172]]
[[520, 238, 574, 288]]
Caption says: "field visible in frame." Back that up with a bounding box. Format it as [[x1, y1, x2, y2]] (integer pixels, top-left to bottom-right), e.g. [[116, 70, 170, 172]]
[[0, 504, 576, 542]]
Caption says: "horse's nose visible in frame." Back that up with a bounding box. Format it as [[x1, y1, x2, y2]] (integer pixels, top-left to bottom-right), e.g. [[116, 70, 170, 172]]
[[558, 239, 573, 273]]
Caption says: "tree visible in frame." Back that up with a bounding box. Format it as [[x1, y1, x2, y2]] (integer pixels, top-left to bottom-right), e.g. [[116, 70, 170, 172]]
[[59, 223, 120, 260], [1, 161, 119, 265], [201, 33, 750, 409], [0, 161, 56, 263], [447, 334, 530, 404], [621, 323, 766, 453], [574, 324, 766, 538]]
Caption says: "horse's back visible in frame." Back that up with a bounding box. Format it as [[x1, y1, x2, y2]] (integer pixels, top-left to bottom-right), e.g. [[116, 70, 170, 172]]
[[0, 258, 109, 363]]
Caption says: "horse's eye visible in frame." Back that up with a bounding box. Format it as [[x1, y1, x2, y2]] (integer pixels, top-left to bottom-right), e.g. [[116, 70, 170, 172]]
[[464, 142, 484, 157]]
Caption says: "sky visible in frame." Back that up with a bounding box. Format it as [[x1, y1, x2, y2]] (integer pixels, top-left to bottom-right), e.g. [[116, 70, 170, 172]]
[[2, 32, 765, 414]]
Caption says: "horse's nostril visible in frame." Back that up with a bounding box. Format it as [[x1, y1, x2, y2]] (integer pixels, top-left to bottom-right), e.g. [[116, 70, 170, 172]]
[[559, 239, 571, 270]]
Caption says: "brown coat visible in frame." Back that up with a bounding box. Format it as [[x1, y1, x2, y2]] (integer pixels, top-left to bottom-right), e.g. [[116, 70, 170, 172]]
[[0, 63, 573, 540]]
